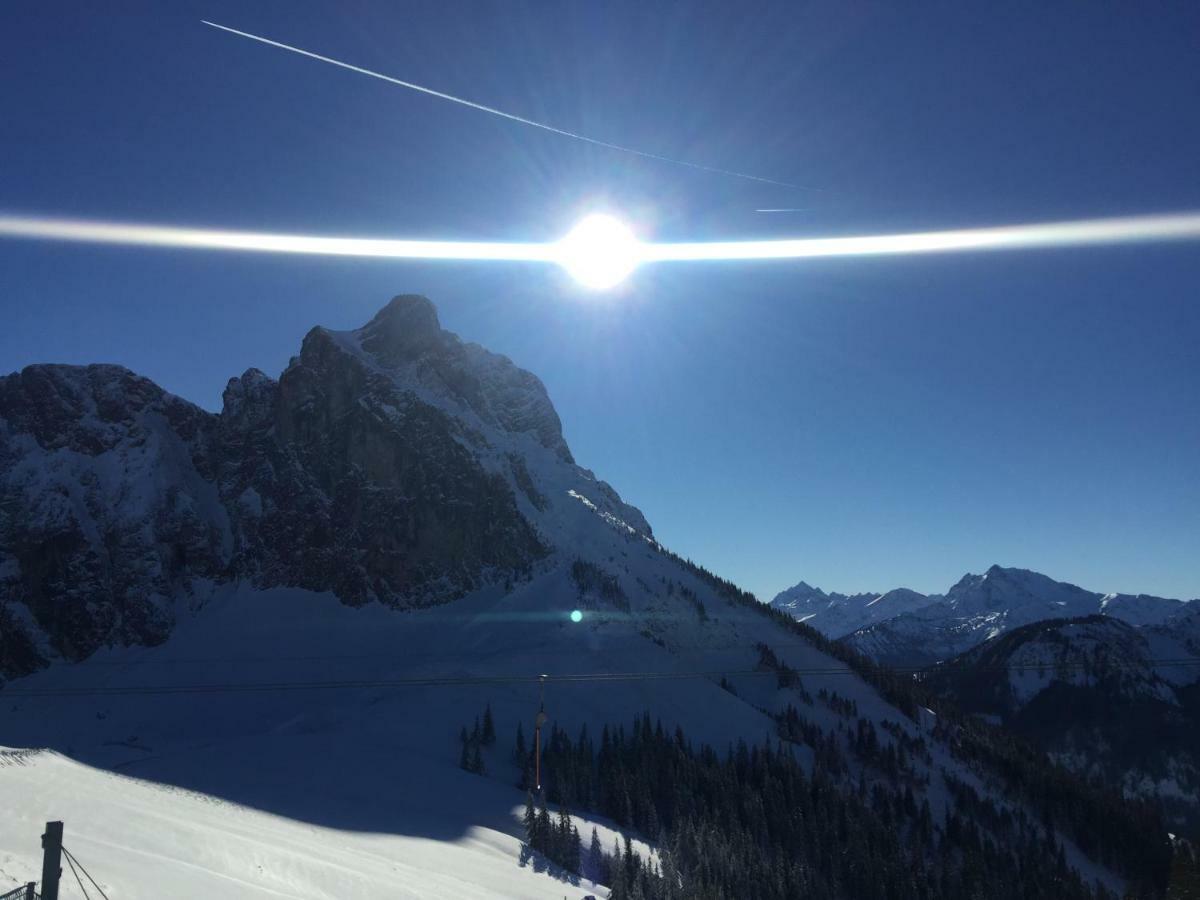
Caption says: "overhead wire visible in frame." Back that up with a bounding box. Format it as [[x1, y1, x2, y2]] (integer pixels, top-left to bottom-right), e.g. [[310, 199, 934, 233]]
[[62, 848, 92, 900], [62, 848, 110, 900], [5, 657, 1199, 698]]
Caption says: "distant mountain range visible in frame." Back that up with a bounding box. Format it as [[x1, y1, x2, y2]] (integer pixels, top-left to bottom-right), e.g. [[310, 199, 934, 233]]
[[774, 568, 1200, 830], [771, 565, 1194, 667]]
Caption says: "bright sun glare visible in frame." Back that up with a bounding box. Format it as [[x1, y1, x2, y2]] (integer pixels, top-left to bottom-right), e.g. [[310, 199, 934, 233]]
[[555, 214, 641, 290]]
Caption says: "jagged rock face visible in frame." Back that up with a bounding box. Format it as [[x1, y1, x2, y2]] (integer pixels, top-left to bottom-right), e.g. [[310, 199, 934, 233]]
[[219, 309, 547, 606], [0, 365, 230, 672], [358, 296, 573, 463], [0, 296, 647, 677]]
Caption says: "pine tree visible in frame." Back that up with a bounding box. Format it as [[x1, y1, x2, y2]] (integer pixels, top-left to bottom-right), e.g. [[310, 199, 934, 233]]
[[482, 702, 496, 746], [568, 823, 583, 874], [470, 740, 486, 775], [588, 826, 605, 883], [523, 791, 537, 844], [513, 721, 526, 765], [459, 738, 471, 772], [537, 795, 552, 856], [609, 837, 628, 897]]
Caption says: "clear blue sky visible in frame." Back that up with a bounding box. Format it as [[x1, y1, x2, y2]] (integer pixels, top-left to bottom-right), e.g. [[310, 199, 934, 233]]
[[2, 1, 1198, 601]]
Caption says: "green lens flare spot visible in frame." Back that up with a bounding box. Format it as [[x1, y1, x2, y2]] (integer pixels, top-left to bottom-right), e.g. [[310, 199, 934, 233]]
[[570, 609, 583, 623]]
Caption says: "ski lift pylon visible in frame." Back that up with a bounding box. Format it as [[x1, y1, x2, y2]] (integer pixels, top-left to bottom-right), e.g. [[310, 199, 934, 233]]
[[534, 674, 548, 791]]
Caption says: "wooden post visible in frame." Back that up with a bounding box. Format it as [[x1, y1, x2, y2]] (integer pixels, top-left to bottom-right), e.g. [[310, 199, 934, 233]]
[[40, 821, 62, 900]]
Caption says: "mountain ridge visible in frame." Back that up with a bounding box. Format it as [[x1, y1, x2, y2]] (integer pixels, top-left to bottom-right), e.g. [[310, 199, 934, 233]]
[[0, 294, 652, 679], [924, 613, 1200, 832], [771, 564, 1192, 667]]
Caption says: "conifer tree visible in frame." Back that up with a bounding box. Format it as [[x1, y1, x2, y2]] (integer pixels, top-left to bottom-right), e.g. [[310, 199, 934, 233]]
[[514, 721, 526, 765], [609, 838, 627, 896], [470, 740, 486, 775], [482, 702, 496, 746], [523, 791, 536, 843], [568, 823, 582, 874], [588, 826, 605, 883], [537, 795, 552, 855]]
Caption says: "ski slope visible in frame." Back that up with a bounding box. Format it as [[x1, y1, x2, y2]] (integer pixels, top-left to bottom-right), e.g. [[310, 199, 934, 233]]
[[0, 746, 624, 899], [0, 572, 1123, 897]]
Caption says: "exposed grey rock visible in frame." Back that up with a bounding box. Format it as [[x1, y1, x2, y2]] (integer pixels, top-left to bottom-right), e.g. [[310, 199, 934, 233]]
[[1, 295, 636, 676]]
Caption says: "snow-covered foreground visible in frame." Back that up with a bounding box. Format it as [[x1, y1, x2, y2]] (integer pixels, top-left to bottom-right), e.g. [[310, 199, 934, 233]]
[[0, 746, 620, 899], [0, 575, 1125, 897]]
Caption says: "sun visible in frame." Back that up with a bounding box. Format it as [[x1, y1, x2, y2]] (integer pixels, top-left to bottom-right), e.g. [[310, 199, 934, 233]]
[[555, 214, 641, 290]]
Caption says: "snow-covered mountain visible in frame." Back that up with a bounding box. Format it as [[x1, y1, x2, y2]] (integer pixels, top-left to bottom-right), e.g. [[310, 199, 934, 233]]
[[925, 611, 1200, 832], [0, 295, 649, 681], [769, 581, 938, 638], [773, 565, 1191, 668], [0, 296, 1177, 896]]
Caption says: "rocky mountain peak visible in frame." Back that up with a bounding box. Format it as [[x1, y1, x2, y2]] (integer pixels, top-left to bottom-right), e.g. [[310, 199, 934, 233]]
[[358, 293, 444, 360], [0, 293, 662, 677], [0, 363, 179, 454], [221, 368, 277, 429], [343, 296, 575, 463]]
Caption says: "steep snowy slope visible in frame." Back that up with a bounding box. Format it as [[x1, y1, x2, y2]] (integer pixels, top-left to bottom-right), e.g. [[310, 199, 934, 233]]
[[0, 295, 1174, 896], [0, 573, 1143, 896]]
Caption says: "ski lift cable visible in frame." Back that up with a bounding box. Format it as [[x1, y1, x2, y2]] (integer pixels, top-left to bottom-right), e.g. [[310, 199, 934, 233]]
[[62, 847, 92, 900], [4, 657, 1199, 698], [62, 847, 111, 900]]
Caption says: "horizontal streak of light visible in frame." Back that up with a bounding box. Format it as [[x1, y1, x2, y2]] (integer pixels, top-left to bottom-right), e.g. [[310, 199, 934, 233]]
[[0, 214, 555, 261], [642, 212, 1200, 261], [201, 20, 803, 190], [3, 211, 1200, 265]]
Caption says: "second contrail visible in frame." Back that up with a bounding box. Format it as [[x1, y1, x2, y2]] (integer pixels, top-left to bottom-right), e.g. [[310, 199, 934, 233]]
[[200, 20, 802, 190]]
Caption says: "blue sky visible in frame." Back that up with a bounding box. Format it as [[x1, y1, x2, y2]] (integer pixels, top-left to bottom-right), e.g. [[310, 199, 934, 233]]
[[2, 1, 1198, 601]]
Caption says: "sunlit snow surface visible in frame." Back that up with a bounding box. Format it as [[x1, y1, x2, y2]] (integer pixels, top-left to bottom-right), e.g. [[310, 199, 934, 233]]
[[0, 745, 621, 899]]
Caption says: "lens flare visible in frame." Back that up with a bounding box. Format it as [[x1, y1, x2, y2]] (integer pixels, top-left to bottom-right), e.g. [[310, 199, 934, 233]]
[[3, 211, 1200, 291], [570, 610, 584, 623]]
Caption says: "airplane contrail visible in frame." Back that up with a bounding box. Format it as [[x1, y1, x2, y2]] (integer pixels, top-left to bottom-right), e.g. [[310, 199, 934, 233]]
[[200, 20, 804, 190], [756, 208, 810, 214], [4, 210, 1200, 265]]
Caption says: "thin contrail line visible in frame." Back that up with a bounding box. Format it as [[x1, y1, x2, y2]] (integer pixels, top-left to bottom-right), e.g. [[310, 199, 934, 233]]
[[756, 208, 811, 213], [200, 20, 805, 190]]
